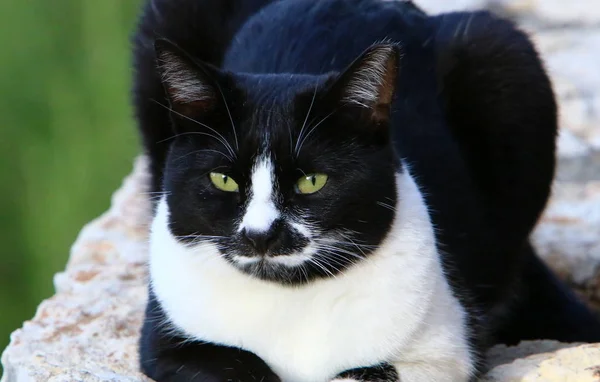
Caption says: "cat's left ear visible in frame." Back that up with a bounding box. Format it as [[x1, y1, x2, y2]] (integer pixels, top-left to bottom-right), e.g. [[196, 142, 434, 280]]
[[154, 38, 220, 118], [330, 44, 400, 122]]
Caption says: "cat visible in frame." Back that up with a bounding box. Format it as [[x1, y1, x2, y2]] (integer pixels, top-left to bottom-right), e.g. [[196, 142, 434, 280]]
[[132, 0, 600, 381]]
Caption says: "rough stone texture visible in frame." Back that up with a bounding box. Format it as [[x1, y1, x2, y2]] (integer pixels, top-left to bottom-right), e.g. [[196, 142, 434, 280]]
[[1, 157, 153, 382], [2, 0, 600, 381], [483, 342, 600, 382]]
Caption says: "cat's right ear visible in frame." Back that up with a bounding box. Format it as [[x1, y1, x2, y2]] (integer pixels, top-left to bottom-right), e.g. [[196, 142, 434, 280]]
[[323, 43, 400, 125], [154, 39, 218, 118]]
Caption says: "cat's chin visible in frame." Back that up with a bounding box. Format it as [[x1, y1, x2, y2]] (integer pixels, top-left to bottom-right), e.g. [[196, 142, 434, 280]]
[[229, 254, 316, 285]]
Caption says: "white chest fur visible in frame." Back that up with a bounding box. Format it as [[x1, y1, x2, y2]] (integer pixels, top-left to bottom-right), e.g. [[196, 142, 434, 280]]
[[149, 172, 473, 382]]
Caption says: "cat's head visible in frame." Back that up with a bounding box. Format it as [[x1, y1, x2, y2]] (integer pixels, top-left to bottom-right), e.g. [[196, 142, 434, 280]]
[[154, 39, 401, 285]]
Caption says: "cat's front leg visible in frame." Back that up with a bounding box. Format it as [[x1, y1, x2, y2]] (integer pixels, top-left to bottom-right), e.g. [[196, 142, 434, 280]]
[[139, 291, 281, 382], [331, 363, 399, 382], [331, 358, 474, 382], [141, 339, 282, 382]]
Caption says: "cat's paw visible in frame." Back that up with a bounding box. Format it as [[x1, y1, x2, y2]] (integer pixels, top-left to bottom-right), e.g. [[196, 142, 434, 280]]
[[330, 378, 396, 382], [332, 363, 399, 382]]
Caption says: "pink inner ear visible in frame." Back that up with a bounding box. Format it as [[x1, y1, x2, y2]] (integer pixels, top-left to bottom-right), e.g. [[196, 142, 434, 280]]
[[342, 45, 399, 120], [377, 56, 398, 106], [159, 50, 216, 114], [170, 95, 215, 116], [371, 55, 398, 122]]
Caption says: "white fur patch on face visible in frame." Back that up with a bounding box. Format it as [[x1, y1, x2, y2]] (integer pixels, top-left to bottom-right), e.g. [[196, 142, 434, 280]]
[[290, 221, 312, 238], [232, 232, 316, 268], [149, 168, 474, 382], [231, 255, 261, 265], [239, 155, 280, 233], [268, 247, 316, 267]]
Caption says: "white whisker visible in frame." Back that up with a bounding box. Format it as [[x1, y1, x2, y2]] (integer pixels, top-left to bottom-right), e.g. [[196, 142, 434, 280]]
[[295, 85, 319, 155], [214, 81, 239, 151], [172, 148, 234, 163], [306, 256, 336, 279], [376, 201, 396, 212], [152, 99, 236, 158], [295, 108, 338, 156]]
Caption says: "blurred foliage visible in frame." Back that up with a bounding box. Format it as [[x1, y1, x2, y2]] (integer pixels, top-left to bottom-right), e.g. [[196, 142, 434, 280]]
[[0, 0, 142, 368]]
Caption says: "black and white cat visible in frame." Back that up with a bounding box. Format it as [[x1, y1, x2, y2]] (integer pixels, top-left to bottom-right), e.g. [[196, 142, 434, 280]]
[[132, 0, 600, 381]]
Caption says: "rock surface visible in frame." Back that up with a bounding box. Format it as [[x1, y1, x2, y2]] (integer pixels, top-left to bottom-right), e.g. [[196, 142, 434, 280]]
[[1, 157, 153, 382], [483, 342, 600, 382], [3, 0, 600, 381]]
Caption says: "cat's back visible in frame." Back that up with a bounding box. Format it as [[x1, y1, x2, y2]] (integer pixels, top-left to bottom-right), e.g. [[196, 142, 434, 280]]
[[223, 0, 433, 74]]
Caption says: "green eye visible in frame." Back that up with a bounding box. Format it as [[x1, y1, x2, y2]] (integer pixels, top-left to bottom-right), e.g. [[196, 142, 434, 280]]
[[296, 173, 328, 194], [209, 172, 239, 192]]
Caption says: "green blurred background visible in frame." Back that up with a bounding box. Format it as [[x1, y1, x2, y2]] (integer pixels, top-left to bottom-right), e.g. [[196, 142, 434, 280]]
[[0, 0, 143, 369]]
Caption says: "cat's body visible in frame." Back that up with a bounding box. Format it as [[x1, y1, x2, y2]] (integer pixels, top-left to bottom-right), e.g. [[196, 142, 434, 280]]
[[133, 0, 600, 381]]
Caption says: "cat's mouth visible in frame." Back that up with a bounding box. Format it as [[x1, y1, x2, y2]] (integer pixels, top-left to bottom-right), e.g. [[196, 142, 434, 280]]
[[232, 251, 315, 268], [224, 236, 368, 284], [228, 252, 315, 284], [223, 220, 318, 278]]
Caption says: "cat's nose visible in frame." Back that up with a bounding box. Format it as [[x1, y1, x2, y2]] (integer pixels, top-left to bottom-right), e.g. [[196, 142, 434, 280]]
[[242, 227, 279, 254]]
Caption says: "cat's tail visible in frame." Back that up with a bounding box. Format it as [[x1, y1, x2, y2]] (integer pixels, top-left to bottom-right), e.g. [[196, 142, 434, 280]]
[[131, 0, 274, 193], [494, 242, 600, 344]]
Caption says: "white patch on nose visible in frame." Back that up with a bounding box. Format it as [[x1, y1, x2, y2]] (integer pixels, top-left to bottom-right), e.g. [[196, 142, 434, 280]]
[[239, 155, 280, 233]]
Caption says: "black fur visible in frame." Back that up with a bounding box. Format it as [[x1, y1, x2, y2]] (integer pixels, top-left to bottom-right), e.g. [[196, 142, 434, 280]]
[[132, 0, 600, 381], [132, 0, 274, 193], [336, 363, 399, 381]]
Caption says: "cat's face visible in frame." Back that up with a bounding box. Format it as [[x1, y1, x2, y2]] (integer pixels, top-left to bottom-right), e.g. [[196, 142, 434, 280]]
[[156, 40, 400, 285]]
